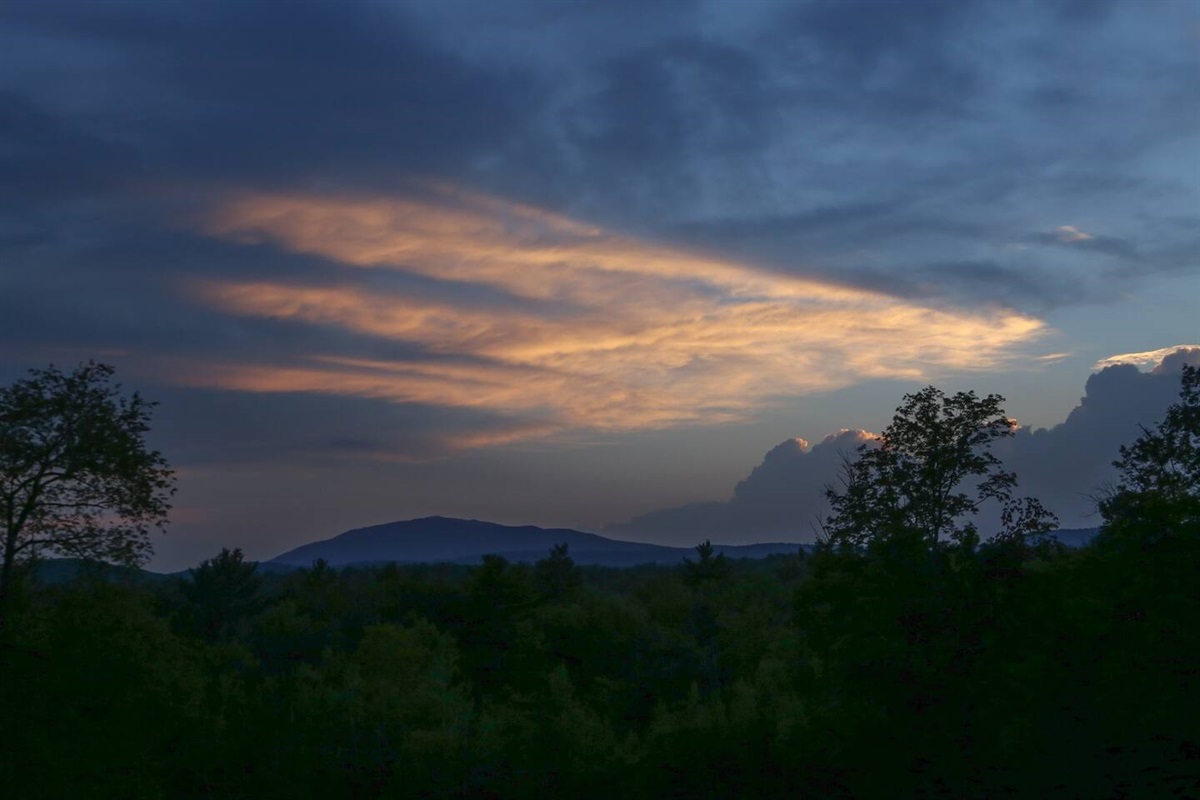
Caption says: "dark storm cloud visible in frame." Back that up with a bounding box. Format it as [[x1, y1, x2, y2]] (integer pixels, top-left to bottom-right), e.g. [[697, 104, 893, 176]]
[[536, 0, 985, 223], [567, 38, 771, 163], [147, 387, 536, 467], [0, 91, 133, 207], [0, 228, 369, 357], [845, 260, 1073, 310], [609, 350, 1200, 546], [0, 0, 538, 190], [4, 0, 1197, 306], [778, 0, 981, 120], [0, 0, 547, 378], [673, 199, 985, 246], [671, 204, 1089, 308]]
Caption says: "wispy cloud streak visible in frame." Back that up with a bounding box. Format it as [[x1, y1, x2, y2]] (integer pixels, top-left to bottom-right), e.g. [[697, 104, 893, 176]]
[[184, 186, 1048, 447]]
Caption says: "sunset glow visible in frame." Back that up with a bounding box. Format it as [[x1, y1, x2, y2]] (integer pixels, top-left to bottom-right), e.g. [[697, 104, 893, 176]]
[[188, 188, 1048, 445], [3, 0, 1194, 571]]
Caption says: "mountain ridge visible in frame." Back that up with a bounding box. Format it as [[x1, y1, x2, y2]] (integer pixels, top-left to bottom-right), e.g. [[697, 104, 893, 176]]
[[268, 516, 1100, 569], [268, 515, 804, 568], [26, 520, 1099, 582]]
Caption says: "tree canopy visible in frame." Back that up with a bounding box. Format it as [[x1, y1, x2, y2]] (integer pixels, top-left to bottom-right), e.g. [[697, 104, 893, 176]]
[[0, 362, 175, 608], [3, 380, 1195, 798], [822, 385, 1055, 553], [1099, 363, 1199, 546], [181, 547, 264, 641], [681, 539, 731, 588]]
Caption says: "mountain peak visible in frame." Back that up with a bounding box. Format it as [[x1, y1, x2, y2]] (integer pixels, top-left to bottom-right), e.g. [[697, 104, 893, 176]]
[[268, 517, 804, 568]]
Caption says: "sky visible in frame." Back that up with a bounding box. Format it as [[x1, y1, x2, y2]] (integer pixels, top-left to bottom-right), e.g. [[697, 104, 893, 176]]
[[1, 0, 1197, 571]]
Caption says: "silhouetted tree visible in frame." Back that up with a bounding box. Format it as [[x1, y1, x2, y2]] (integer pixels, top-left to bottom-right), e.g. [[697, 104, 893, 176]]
[[0, 362, 174, 627], [2, 583, 204, 796], [288, 558, 357, 641], [1075, 364, 1200, 791], [822, 386, 1055, 553], [1099, 363, 1199, 546], [181, 547, 263, 640], [459, 555, 538, 700], [534, 542, 581, 601], [680, 541, 731, 692], [681, 540, 730, 588]]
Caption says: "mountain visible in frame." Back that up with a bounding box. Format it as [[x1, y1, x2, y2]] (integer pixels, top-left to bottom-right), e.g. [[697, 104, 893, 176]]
[[23, 524, 1102, 583], [1048, 527, 1099, 548], [30, 558, 172, 586], [269, 516, 804, 568]]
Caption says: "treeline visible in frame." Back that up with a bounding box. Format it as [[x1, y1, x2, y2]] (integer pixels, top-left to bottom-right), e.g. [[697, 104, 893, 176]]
[[1, 368, 1195, 798], [2, 533, 1194, 799]]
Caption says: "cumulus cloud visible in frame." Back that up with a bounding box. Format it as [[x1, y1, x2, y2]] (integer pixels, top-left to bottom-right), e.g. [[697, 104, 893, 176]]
[[606, 429, 877, 545], [1002, 346, 1200, 526], [1093, 344, 1200, 372], [176, 185, 1047, 447], [609, 350, 1200, 544]]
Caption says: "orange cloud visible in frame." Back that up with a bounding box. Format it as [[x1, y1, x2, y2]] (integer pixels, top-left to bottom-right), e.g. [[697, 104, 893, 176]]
[[183, 185, 1049, 447], [202, 185, 872, 305]]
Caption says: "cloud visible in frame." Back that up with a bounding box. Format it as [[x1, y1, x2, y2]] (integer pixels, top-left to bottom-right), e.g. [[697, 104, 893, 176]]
[[567, 38, 771, 165], [2, 0, 1196, 319], [1001, 346, 1200, 525], [0, 0, 536, 189], [609, 349, 1200, 544], [606, 429, 877, 545], [2, 0, 1195, 571], [179, 185, 1047, 447], [1093, 344, 1200, 372], [1030, 225, 1142, 262], [1051, 225, 1094, 243], [142, 385, 512, 467]]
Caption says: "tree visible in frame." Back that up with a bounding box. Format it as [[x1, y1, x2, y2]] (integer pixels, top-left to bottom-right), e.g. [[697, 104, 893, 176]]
[[534, 542, 581, 601], [1085, 365, 1199, 781], [180, 547, 263, 640], [0, 362, 175, 611], [681, 540, 730, 588], [680, 540, 732, 692], [459, 555, 538, 700], [1099, 363, 1199, 546], [822, 386, 1055, 553]]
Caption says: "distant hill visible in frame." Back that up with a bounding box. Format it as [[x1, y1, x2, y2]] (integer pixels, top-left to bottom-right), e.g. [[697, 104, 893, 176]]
[[25, 523, 1102, 582], [30, 558, 171, 586], [269, 516, 804, 568], [1047, 527, 1099, 548]]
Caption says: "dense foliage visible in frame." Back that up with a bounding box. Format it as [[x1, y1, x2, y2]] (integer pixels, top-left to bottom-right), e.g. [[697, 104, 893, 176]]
[[822, 386, 1056, 554], [1099, 364, 1199, 548], [2, 371, 1196, 798], [0, 362, 174, 622]]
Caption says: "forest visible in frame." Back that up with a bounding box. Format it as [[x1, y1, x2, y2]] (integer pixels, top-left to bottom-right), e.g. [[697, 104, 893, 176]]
[[1, 367, 1196, 799]]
